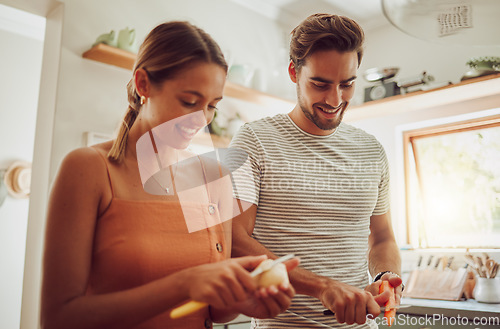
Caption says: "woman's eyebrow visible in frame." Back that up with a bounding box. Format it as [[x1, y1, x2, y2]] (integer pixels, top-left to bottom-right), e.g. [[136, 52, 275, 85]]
[[182, 90, 223, 101]]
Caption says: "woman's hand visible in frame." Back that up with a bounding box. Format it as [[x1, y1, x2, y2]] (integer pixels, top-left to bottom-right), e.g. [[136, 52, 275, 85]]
[[208, 257, 299, 322], [232, 281, 295, 319], [221, 257, 299, 319], [183, 255, 267, 309]]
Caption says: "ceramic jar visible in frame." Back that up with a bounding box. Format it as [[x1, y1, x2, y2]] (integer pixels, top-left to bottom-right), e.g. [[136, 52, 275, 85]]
[[474, 277, 500, 303]]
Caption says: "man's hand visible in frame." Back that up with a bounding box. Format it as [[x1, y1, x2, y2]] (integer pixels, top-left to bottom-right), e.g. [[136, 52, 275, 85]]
[[365, 272, 403, 305], [320, 280, 381, 325]]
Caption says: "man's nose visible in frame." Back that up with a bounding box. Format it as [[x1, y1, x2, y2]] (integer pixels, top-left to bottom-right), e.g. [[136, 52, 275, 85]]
[[325, 86, 342, 108]]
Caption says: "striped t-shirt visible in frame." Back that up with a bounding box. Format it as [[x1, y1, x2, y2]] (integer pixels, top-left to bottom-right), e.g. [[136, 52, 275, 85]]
[[228, 113, 389, 329]]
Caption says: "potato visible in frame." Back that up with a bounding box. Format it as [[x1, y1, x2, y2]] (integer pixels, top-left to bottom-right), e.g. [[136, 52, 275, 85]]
[[254, 259, 289, 288]]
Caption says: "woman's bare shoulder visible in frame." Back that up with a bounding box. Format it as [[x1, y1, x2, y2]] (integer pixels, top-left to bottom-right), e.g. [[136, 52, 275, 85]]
[[57, 144, 111, 181]]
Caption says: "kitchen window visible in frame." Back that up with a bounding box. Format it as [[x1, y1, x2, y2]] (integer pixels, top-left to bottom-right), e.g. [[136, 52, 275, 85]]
[[404, 114, 500, 248]]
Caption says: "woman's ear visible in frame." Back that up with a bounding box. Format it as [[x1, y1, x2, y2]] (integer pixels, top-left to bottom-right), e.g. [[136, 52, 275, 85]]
[[134, 68, 150, 98], [288, 60, 297, 83]]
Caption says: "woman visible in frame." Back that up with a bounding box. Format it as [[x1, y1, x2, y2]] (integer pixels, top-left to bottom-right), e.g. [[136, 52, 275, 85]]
[[41, 21, 298, 329]]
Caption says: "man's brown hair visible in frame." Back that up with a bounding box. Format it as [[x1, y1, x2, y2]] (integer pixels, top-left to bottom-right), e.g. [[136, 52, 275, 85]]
[[290, 13, 365, 72]]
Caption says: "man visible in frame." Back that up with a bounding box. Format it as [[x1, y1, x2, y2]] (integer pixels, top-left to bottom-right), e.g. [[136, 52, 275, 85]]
[[229, 13, 403, 328]]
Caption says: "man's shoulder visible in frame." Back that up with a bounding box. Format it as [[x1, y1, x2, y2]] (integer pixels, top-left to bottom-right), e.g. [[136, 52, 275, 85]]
[[244, 113, 287, 132], [233, 114, 287, 144], [339, 122, 381, 146]]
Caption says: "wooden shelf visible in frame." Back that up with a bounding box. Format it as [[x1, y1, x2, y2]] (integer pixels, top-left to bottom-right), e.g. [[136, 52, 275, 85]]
[[345, 73, 500, 122], [82, 43, 136, 70], [222, 81, 293, 109], [82, 43, 294, 108]]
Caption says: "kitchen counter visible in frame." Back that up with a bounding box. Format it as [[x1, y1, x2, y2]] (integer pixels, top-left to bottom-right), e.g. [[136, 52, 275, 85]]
[[216, 299, 500, 329], [400, 297, 500, 318], [376, 298, 500, 329]]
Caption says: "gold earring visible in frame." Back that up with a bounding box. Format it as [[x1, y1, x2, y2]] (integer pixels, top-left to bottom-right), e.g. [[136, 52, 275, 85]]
[[140, 95, 146, 105]]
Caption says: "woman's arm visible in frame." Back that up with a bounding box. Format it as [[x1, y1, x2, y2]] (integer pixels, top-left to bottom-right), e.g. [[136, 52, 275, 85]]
[[41, 148, 192, 329]]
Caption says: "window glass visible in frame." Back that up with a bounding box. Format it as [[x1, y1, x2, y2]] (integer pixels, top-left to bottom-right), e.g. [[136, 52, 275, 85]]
[[405, 118, 500, 248]]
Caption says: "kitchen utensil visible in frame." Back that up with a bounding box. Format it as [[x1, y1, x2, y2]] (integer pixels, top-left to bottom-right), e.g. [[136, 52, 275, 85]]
[[433, 257, 442, 270], [416, 255, 423, 268], [170, 254, 295, 319], [438, 256, 455, 287], [117, 27, 137, 53], [398, 71, 435, 91], [464, 254, 477, 270], [440, 256, 448, 270], [475, 256, 486, 277], [426, 255, 434, 268], [323, 304, 412, 316], [363, 67, 400, 82], [481, 253, 490, 267], [446, 256, 454, 269], [492, 263, 499, 278], [485, 259, 497, 279], [92, 30, 117, 47], [421, 257, 442, 294], [364, 81, 400, 102]]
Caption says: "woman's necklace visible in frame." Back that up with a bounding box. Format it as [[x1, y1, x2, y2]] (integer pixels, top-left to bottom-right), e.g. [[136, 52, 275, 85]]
[[160, 151, 178, 194], [136, 130, 180, 196]]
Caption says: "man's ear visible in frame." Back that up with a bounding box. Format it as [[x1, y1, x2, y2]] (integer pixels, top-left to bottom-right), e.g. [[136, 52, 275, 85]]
[[288, 60, 297, 83], [134, 68, 150, 98]]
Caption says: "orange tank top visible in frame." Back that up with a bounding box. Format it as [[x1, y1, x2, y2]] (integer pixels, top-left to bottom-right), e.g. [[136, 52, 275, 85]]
[[87, 150, 230, 329]]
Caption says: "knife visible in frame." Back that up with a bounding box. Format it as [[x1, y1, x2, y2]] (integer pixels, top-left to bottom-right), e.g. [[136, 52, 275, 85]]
[[425, 255, 434, 269], [249, 253, 295, 278], [170, 253, 295, 319], [416, 255, 423, 269], [323, 304, 412, 316], [438, 256, 455, 287]]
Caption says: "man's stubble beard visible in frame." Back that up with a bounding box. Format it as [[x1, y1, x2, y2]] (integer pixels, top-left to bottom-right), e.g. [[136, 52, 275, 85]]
[[296, 84, 347, 131]]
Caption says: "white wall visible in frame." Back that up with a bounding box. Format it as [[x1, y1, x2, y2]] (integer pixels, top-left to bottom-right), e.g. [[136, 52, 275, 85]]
[[0, 16, 44, 329]]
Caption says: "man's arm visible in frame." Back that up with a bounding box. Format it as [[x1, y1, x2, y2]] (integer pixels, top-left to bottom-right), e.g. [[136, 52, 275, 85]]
[[231, 201, 384, 325], [231, 202, 324, 297], [368, 211, 401, 276], [367, 211, 403, 302]]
